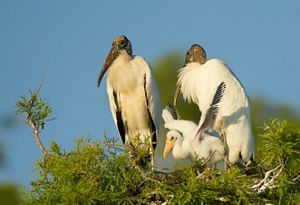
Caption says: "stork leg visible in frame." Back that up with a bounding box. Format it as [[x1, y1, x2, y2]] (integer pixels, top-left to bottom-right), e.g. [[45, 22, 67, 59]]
[[221, 130, 231, 171], [149, 133, 156, 171], [215, 118, 231, 171], [126, 134, 155, 171], [149, 144, 154, 171]]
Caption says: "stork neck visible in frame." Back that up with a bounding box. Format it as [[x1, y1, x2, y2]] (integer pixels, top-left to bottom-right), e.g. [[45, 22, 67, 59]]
[[117, 49, 132, 60], [173, 137, 191, 159]]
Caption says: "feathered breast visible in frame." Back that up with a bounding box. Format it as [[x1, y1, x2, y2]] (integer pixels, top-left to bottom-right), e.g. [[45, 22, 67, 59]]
[[107, 51, 144, 93]]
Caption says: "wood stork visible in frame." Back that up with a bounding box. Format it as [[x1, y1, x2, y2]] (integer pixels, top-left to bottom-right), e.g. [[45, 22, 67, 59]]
[[174, 44, 255, 165], [163, 82, 226, 167], [97, 35, 162, 163]]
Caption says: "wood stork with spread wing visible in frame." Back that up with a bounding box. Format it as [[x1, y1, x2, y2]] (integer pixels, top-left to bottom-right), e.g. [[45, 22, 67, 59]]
[[174, 44, 255, 165], [97, 35, 162, 163], [163, 82, 226, 167]]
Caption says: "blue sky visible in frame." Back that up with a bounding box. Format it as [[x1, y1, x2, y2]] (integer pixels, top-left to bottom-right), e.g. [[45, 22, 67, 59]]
[[0, 1, 299, 187]]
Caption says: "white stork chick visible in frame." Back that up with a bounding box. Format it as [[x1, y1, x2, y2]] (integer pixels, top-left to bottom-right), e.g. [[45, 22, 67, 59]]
[[174, 44, 255, 165], [163, 82, 226, 167], [97, 35, 161, 160]]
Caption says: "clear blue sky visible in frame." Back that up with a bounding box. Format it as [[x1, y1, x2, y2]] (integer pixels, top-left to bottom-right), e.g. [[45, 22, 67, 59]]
[[0, 1, 299, 187]]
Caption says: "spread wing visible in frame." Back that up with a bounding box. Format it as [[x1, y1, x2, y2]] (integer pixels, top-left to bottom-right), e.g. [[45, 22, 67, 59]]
[[162, 104, 179, 123], [162, 104, 198, 138], [195, 81, 226, 138]]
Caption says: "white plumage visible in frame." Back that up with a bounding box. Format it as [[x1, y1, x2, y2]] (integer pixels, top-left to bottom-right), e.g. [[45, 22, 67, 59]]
[[162, 107, 225, 167], [175, 44, 255, 164], [97, 35, 161, 154], [163, 82, 227, 167], [106, 52, 161, 144]]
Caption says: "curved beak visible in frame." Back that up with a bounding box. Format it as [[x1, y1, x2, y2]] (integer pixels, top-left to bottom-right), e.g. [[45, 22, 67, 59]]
[[163, 138, 174, 158], [97, 46, 117, 87], [173, 81, 182, 106]]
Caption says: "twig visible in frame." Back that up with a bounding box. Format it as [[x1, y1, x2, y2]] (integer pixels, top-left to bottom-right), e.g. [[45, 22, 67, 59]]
[[258, 165, 283, 193], [292, 174, 300, 182], [251, 162, 284, 193], [132, 161, 160, 183], [103, 142, 126, 148], [26, 82, 49, 158], [35, 79, 44, 94], [28, 118, 49, 158], [251, 164, 281, 189]]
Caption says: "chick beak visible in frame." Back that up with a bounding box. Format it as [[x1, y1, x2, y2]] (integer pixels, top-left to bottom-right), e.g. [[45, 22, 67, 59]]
[[173, 81, 182, 106], [163, 139, 174, 158], [97, 46, 117, 87]]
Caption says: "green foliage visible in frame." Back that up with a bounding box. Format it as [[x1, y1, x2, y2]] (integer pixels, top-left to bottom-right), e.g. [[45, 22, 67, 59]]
[[0, 184, 21, 205], [15, 54, 300, 204], [15, 82, 300, 204], [15, 85, 52, 157], [16, 86, 53, 131], [22, 119, 300, 204], [259, 120, 300, 167], [24, 137, 260, 205], [255, 120, 300, 204]]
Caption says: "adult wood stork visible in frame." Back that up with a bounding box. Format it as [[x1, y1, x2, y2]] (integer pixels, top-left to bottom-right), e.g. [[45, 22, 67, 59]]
[[163, 82, 226, 167], [174, 44, 255, 165], [97, 35, 161, 161]]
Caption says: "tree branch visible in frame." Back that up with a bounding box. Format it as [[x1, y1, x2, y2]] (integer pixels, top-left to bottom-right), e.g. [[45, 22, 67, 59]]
[[251, 159, 286, 193], [28, 118, 49, 158]]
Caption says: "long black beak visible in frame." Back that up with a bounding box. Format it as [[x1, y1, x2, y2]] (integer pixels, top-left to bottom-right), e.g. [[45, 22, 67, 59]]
[[97, 47, 117, 87]]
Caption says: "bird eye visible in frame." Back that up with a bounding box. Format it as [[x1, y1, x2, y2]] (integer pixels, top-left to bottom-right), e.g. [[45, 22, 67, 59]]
[[120, 40, 126, 47], [170, 136, 175, 140]]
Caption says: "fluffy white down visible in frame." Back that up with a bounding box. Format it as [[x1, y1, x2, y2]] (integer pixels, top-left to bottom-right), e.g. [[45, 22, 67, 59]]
[[178, 59, 255, 164], [166, 123, 225, 166], [163, 107, 225, 167], [192, 133, 225, 166], [167, 130, 192, 160]]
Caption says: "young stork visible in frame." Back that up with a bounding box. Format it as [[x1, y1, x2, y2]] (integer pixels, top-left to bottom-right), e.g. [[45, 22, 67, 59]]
[[163, 82, 226, 168], [174, 44, 255, 165], [97, 35, 161, 163]]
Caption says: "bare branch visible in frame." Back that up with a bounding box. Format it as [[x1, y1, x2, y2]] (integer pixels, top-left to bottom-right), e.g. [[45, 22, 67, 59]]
[[292, 174, 300, 182], [28, 118, 49, 158], [251, 160, 286, 194]]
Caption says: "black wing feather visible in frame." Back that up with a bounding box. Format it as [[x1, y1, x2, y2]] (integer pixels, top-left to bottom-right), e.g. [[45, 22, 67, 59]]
[[196, 82, 226, 137], [166, 103, 179, 120], [113, 91, 126, 144], [144, 74, 157, 150]]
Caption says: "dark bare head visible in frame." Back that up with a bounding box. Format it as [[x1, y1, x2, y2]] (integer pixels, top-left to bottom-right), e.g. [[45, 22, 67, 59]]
[[185, 44, 207, 65], [112, 35, 132, 56], [97, 35, 132, 87]]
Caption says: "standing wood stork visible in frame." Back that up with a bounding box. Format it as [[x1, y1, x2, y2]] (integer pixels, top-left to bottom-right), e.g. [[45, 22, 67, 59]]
[[162, 82, 226, 167], [174, 44, 255, 165], [97, 35, 161, 163]]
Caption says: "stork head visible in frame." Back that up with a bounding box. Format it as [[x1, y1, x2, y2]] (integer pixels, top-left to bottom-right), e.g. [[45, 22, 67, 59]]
[[97, 35, 132, 87], [163, 130, 181, 158], [185, 44, 207, 65], [173, 44, 207, 105]]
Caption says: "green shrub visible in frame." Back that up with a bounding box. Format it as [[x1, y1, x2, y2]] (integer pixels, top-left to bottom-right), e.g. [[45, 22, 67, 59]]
[[17, 87, 300, 204]]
